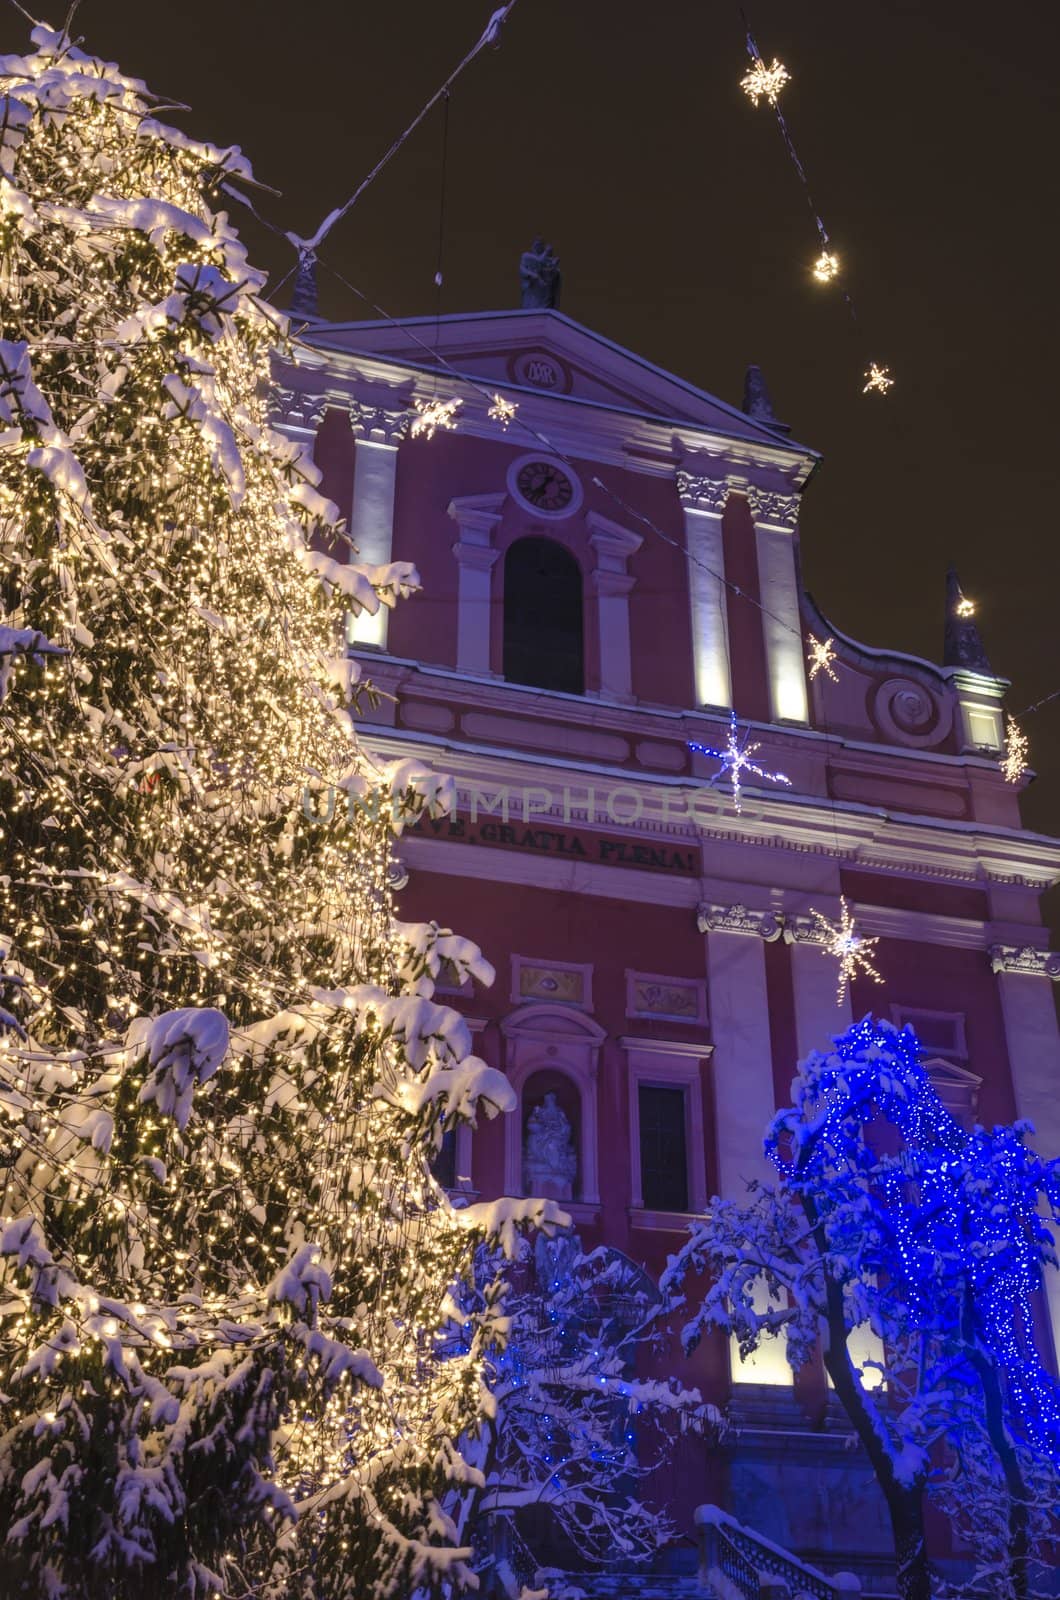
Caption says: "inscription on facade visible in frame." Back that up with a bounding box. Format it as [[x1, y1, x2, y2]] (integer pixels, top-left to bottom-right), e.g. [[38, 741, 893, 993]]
[[412, 813, 700, 876]]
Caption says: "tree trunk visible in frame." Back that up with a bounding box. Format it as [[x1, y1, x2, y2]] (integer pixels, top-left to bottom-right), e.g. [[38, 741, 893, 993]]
[[887, 1488, 933, 1600]]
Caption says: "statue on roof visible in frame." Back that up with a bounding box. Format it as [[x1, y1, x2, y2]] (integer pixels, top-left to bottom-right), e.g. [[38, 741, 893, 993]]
[[519, 237, 562, 310]]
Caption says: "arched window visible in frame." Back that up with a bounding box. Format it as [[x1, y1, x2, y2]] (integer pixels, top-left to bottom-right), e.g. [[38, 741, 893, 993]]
[[503, 536, 584, 694]]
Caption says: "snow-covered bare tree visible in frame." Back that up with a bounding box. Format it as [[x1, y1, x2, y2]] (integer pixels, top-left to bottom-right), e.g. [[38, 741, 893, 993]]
[[661, 1017, 1060, 1600], [452, 1237, 718, 1597], [0, 27, 558, 1599]]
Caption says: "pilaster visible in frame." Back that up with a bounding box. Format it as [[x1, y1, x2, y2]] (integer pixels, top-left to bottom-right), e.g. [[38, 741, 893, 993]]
[[784, 912, 853, 1057], [347, 401, 410, 649], [746, 486, 809, 726], [448, 493, 506, 675], [586, 511, 642, 701], [677, 470, 733, 712]]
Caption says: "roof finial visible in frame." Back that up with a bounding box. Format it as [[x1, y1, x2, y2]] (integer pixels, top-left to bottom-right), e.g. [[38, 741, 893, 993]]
[[742, 364, 790, 435], [288, 248, 319, 321], [943, 565, 992, 673]]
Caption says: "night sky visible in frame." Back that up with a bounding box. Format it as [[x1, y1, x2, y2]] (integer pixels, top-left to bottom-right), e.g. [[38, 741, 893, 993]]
[[9, 2, 1059, 927]]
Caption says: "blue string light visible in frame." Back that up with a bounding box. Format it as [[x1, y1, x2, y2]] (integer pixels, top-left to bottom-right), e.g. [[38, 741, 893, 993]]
[[770, 1016, 1060, 1452]]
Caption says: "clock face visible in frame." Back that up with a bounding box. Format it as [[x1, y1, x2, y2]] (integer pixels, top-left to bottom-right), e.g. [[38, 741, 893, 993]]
[[516, 460, 574, 514]]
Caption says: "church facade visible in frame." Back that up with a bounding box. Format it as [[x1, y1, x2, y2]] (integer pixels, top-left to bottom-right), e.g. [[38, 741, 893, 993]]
[[274, 301, 1060, 1593]]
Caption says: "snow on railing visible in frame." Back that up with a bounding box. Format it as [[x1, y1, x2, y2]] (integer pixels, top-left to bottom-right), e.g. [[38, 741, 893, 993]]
[[696, 1505, 861, 1599]]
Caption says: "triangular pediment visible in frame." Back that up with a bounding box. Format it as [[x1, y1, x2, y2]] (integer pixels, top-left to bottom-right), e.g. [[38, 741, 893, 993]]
[[302, 309, 811, 454]]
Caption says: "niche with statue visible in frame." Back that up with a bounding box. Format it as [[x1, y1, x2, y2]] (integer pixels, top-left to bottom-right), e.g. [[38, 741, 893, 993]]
[[521, 1069, 581, 1200]]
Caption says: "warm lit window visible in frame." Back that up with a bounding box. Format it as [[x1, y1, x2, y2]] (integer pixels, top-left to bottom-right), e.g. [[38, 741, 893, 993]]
[[503, 536, 584, 694]]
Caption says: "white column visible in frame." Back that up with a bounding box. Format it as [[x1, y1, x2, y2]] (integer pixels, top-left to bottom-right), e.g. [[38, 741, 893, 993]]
[[587, 511, 642, 702], [699, 902, 790, 1386], [697, 903, 783, 1194], [448, 492, 506, 676], [677, 471, 732, 711], [785, 913, 853, 1061], [747, 486, 808, 726], [347, 401, 409, 650], [991, 945, 1060, 1362]]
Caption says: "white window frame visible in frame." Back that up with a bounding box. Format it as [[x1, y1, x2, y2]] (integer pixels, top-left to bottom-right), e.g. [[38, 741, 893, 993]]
[[622, 1037, 711, 1222]]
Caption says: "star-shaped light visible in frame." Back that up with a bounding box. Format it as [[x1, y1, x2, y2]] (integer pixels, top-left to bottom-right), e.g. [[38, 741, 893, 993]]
[[410, 397, 462, 440], [955, 594, 976, 619], [689, 712, 792, 814], [810, 896, 883, 1005], [488, 393, 518, 429], [741, 56, 790, 106], [863, 362, 894, 395], [813, 250, 840, 283], [807, 633, 839, 682], [1000, 717, 1029, 784]]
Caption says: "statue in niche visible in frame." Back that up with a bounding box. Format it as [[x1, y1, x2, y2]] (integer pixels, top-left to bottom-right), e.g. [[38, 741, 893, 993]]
[[519, 237, 562, 309], [523, 1091, 577, 1199]]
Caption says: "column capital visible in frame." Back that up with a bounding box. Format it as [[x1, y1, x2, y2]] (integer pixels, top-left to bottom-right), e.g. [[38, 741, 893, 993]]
[[676, 470, 731, 515], [746, 485, 800, 531], [697, 902, 784, 941], [447, 491, 506, 542], [990, 944, 1060, 980], [349, 399, 410, 445], [452, 540, 501, 573], [273, 386, 331, 433], [783, 914, 831, 948]]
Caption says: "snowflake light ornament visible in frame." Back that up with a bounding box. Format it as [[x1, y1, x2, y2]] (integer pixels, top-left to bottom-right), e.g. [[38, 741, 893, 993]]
[[807, 633, 839, 683], [955, 594, 976, 619], [410, 397, 462, 440], [488, 393, 518, 429], [863, 362, 894, 396], [810, 896, 883, 1005], [741, 56, 790, 106], [1001, 717, 1029, 784], [689, 711, 792, 814], [813, 250, 840, 283]]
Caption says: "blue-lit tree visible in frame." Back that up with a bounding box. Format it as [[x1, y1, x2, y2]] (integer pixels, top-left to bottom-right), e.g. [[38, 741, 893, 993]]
[[452, 1237, 719, 1598], [662, 1018, 1060, 1600]]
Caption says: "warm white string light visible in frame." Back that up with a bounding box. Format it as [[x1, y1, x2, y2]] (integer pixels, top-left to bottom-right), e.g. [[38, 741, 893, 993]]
[[410, 396, 462, 439], [863, 362, 895, 395], [813, 250, 840, 283], [487, 393, 518, 429], [810, 896, 883, 1005], [741, 56, 790, 106], [1001, 717, 1030, 785], [807, 633, 839, 683]]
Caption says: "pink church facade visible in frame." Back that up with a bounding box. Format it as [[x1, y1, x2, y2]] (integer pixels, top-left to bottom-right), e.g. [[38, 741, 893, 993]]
[[275, 308, 1060, 1591]]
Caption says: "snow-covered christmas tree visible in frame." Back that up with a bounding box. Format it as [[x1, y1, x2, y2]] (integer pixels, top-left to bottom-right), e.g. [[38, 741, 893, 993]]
[[0, 27, 557, 1598]]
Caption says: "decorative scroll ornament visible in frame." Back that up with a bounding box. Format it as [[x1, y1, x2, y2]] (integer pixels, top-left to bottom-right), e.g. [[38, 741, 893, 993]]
[[989, 945, 1060, 981], [676, 470, 731, 515], [348, 400, 411, 446], [689, 711, 792, 813], [745, 485, 800, 529], [696, 903, 784, 942], [809, 896, 884, 1005], [807, 633, 839, 683], [271, 387, 330, 432]]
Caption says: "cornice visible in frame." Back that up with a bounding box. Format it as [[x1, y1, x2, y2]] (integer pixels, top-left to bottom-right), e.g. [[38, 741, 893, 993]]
[[273, 346, 812, 489]]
